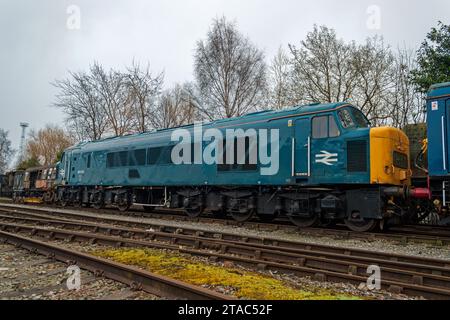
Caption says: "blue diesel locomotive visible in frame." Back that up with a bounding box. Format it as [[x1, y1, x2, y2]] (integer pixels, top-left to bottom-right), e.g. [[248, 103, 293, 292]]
[[55, 102, 413, 232], [415, 82, 450, 225]]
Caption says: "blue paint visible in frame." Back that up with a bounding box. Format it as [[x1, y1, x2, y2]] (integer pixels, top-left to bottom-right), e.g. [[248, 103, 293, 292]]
[[426, 82, 450, 177], [56, 102, 371, 188]]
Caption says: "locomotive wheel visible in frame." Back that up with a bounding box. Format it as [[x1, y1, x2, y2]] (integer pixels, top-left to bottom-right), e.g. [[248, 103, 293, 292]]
[[288, 214, 320, 228], [92, 192, 104, 210], [72, 200, 82, 208], [93, 202, 104, 210], [231, 209, 255, 222], [116, 195, 130, 212], [117, 203, 130, 212], [43, 192, 53, 204], [184, 206, 204, 218], [344, 219, 378, 232], [60, 199, 69, 207]]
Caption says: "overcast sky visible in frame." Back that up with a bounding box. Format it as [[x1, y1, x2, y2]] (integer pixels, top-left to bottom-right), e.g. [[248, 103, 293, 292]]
[[0, 0, 449, 154]]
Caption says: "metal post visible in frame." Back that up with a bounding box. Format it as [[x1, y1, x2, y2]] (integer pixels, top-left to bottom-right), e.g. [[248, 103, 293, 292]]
[[18, 122, 29, 164]]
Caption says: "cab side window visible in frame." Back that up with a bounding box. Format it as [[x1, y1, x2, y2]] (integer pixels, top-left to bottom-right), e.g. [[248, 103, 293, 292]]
[[338, 109, 354, 128], [312, 115, 340, 139], [329, 116, 340, 137], [312, 116, 328, 138]]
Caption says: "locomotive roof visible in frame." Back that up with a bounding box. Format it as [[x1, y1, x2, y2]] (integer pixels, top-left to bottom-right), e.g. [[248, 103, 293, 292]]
[[428, 82, 450, 99], [66, 102, 351, 152]]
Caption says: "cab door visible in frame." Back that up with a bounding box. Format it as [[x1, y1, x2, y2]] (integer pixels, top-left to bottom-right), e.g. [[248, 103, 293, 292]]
[[446, 99, 450, 173], [62, 151, 71, 184], [71, 152, 82, 184], [310, 114, 343, 181], [294, 118, 311, 178]]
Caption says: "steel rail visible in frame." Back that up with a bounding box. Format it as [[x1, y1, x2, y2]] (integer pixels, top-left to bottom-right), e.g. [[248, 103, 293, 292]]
[[1, 207, 449, 270], [1, 203, 449, 246], [1, 221, 450, 299], [0, 230, 232, 300], [1, 206, 449, 270], [0, 212, 449, 277]]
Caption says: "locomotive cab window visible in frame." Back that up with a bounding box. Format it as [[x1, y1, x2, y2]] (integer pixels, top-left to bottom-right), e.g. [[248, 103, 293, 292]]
[[338, 109, 354, 128], [352, 109, 369, 128], [312, 115, 340, 139], [338, 108, 369, 129]]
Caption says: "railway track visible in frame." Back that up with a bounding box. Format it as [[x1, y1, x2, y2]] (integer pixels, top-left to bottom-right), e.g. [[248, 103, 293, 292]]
[[1, 202, 450, 246], [0, 205, 450, 299], [0, 232, 231, 300]]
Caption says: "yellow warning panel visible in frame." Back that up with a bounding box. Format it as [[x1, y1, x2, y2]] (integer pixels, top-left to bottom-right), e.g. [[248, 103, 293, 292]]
[[370, 127, 411, 186], [23, 197, 43, 204]]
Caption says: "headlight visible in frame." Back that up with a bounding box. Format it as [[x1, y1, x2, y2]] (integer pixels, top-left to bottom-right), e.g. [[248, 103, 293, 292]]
[[384, 165, 393, 175]]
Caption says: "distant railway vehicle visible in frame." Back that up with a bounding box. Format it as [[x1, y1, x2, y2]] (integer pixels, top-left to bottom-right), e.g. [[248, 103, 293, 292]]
[[11, 166, 57, 204], [0, 173, 13, 198], [53, 102, 413, 232]]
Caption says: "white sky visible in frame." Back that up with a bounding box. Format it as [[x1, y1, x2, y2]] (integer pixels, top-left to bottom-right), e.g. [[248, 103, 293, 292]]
[[0, 0, 449, 154]]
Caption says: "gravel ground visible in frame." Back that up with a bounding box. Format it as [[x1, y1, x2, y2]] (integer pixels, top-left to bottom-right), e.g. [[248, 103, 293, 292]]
[[25, 204, 449, 261], [0, 203, 446, 300], [193, 254, 420, 300], [0, 243, 158, 300], [0, 234, 419, 300], [57, 241, 420, 300]]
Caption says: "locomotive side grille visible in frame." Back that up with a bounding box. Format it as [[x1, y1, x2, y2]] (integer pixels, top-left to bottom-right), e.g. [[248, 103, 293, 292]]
[[347, 140, 367, 172]]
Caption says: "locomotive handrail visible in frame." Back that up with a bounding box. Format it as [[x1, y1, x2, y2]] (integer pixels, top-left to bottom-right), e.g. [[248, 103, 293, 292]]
[[441, 116, 446, 171]]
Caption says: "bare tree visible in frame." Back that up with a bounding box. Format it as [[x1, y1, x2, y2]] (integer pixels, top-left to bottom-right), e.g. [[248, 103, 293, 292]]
[[54, 61, 165, 140], [289, 25, 359, 104], [386, 48, 425, 128], [288, 25, 408, 125], [0, 129, 14, 174], [90, 63, 135, 136], [53, 70, 108, 141], [152, 83, 202, 129], [194, 17, 267, 119], [268, 47, 296, 109], [352, 36, 395, 125], [125, 61, 164, 133], [26, 125, 74, 165]]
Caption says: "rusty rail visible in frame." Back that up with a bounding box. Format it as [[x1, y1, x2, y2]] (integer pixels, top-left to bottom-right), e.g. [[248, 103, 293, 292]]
[[0, 207, 448, 269], [0, 202, 449, 246], [1, 219, 450, 299], [0, 230, 232, 300]]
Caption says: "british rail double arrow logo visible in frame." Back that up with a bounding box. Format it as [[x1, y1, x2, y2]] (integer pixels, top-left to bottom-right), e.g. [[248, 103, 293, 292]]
[[315, 151, 338, 166]]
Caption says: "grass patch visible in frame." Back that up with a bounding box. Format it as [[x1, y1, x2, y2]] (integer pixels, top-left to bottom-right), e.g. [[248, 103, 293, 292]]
[[92, 248, 363, 300]]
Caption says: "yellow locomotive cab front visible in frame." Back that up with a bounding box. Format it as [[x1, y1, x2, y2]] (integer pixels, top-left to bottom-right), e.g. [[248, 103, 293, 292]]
[[370, 127, 411, 186]]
